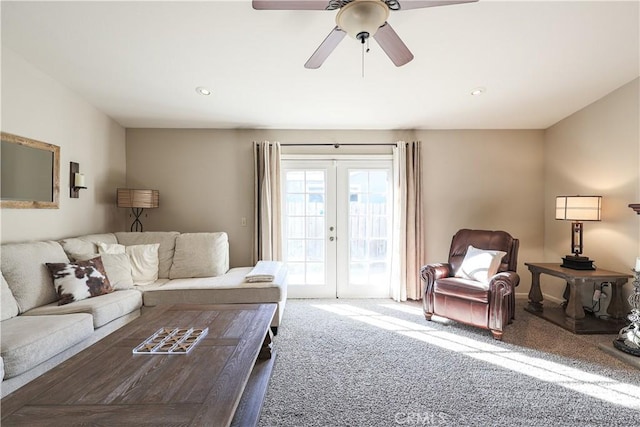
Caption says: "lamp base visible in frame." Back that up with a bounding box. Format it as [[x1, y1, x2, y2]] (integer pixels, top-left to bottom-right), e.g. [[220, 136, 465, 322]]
[[561, 255, 595, 270]]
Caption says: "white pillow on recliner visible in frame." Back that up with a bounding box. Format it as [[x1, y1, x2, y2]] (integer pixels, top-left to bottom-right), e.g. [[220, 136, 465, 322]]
[[455, 245, 506, 284]]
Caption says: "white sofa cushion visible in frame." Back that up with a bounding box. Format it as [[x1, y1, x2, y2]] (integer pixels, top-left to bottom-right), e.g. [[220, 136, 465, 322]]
[[0, 313, 93, 378], [144, 267, 286, 305], [1, 241, 69, 313], [115, 232, 179, 279], [1, 272, 20, 321], [169, 232, 229, 279], [141, 267, 287, 327], [23, 290, 143, 328], [59, 233, 118, 261]]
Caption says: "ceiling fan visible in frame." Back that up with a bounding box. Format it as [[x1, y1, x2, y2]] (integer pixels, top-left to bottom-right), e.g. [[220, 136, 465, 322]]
[[252, 0, 478, 69]]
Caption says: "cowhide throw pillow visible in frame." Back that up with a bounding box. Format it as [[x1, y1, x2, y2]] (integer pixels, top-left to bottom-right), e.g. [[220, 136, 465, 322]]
[[46, 256, 113, 305]]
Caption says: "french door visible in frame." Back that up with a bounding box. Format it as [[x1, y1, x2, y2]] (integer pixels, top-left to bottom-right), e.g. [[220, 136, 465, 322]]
[[282, 159, 393, 298]]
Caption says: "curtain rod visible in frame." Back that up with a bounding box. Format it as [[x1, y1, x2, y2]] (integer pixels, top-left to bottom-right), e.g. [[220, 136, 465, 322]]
[[279, 143, 398, 148]]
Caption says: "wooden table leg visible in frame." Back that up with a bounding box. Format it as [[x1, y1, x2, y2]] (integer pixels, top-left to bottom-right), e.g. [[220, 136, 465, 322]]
[[258, 329, 273, 360], [607, 278, 628, 319], [565, 278, 586, 326], [527, 270, 543, 312], [562, 282, 570, 308]]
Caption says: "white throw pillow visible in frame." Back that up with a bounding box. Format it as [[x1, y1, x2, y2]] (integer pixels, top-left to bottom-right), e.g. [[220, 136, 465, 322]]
[[76, 252, 134, 290], [125, 244, 160, 285], [97, 242, 126, 255], [455, 245, 507, 284]]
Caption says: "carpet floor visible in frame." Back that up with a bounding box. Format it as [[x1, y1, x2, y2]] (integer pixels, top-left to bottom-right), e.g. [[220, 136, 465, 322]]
[[258, 298, 640, 427]]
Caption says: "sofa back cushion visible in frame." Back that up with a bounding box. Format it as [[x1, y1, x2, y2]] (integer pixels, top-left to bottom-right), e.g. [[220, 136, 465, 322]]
[[169, 232, 229, 279], [1, 241, 69, 312], [59, 233, 118, 261], [115, 232, 179, 279], [1, 272, 20, 320]]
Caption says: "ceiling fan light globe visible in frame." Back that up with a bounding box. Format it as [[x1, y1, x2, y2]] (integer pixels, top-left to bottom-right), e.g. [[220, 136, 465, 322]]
[[336, 0, 389, 40]]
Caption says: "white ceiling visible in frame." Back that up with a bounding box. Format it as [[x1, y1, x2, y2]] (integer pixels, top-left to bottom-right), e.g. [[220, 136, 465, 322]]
[[2, 0, 639, 130]]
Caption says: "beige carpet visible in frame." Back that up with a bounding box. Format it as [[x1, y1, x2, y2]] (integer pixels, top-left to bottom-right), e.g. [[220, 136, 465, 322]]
[[503, 299, 637, 369], [259, 298, 640, 426]]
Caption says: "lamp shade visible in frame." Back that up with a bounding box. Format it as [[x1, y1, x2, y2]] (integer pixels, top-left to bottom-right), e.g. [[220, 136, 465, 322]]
[[117, 188, 159, 209], [336, 0, 389, 40], [555, 196, 601, 221]]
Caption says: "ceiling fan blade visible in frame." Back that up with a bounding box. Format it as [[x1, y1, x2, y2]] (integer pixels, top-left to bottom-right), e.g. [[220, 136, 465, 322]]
[[252, 0, 330, 10], [304, 26, 346, 69], [397, 0, 478, 10], [373, 23, 414, 67]]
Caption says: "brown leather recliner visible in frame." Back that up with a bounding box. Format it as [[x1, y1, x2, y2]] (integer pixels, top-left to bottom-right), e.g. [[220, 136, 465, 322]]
[[421, 229, 520, 340]]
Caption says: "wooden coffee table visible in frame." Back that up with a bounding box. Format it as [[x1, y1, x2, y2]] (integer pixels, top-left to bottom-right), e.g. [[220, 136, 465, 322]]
[[1, 303, 277, 426]]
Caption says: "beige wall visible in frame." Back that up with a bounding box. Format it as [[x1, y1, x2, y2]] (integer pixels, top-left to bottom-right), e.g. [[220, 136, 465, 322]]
[[544, 78, 640, 302], [1, 48, 127, 243], [126, 128, 546, 278], [5, 44, 634, 303], [421, 130, 545, 297]]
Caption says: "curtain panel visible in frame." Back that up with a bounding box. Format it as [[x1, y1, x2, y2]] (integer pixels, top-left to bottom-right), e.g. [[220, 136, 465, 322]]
[[253, 141, 283, 262], [392, 141, 425, 301]]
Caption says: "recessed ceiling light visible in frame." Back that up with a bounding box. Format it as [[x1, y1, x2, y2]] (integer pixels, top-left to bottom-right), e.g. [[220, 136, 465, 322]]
[[195, 86, 211, 96], [470, 87, 486, 96]]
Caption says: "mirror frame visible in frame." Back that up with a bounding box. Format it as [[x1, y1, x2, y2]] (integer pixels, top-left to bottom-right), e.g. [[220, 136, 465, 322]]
[[1, 132, 60, 209]]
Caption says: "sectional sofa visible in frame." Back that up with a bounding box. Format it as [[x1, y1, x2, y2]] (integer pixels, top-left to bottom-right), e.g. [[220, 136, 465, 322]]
[[0, 231, 287, 397]]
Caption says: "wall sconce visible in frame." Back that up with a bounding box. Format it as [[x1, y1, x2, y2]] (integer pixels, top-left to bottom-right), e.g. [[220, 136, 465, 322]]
[[555, 195, 602, 270], [117, 188, 159, 232], [70, 162, 87, 198]]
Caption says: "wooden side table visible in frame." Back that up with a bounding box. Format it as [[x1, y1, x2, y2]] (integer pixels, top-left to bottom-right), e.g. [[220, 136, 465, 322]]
[[525, 262, 631, 334]]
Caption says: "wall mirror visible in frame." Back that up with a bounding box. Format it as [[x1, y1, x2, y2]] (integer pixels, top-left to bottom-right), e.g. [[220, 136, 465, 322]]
[[1, 132, 60, 209]]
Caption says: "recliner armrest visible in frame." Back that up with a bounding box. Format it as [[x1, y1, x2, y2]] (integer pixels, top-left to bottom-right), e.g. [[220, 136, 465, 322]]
[[420, 263, 452, 285], [488, 271, 520, 292]]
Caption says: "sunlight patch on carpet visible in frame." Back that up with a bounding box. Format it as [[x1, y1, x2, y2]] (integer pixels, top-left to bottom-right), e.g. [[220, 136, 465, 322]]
[[312, 303, 640, 411]]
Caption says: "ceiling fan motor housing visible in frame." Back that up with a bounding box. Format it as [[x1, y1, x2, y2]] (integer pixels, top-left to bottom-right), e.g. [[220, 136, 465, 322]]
[[336, 0, 390, 40]]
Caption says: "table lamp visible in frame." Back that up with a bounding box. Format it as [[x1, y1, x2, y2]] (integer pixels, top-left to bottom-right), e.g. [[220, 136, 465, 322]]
[[555, 195, 601, 270], [117, 188, 159, 232]]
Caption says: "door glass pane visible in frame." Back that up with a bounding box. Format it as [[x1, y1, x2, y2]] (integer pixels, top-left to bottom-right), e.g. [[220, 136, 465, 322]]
[[348, 169, 392, 287], [283, 169, 326, 286], [287, 217, 305, 238], [287, 239, 305, 261]]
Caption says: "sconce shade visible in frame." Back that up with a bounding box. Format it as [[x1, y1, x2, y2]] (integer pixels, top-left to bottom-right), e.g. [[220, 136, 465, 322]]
[[117, 188, 159, 209], [555, 196, 601, 221], [74, 173, 86, 188], [69, 162, 86, 199]]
